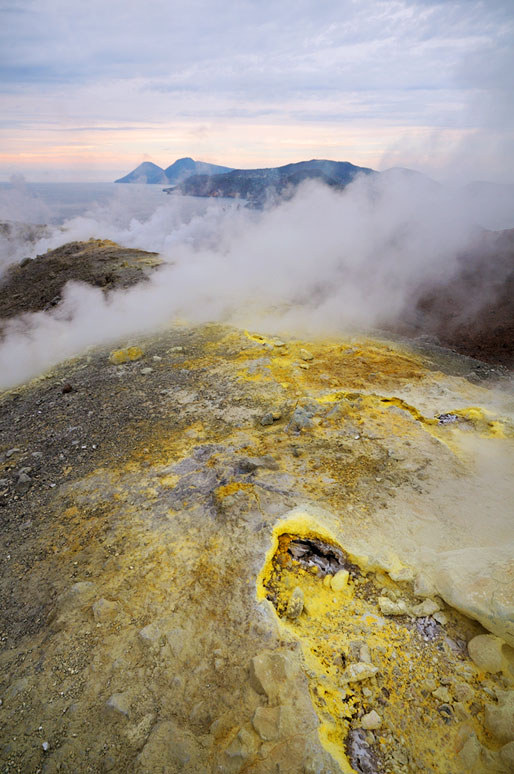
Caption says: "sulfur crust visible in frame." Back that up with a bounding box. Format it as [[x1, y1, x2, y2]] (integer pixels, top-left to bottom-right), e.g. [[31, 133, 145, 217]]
[[257, 512, 513, 773]]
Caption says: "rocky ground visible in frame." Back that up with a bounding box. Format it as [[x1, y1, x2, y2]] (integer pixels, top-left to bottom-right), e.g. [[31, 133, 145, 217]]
[[0, 312, 513, 773], [0, 239, 161, 331], [0, 240, 513, 773]]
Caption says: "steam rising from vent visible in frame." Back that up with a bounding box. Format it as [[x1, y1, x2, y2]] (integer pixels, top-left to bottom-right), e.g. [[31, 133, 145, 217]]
[[0, 172, 512, 389]]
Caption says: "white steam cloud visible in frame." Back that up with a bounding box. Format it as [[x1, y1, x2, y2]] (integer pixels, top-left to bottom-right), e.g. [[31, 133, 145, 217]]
[[0, 171, 512, 390]]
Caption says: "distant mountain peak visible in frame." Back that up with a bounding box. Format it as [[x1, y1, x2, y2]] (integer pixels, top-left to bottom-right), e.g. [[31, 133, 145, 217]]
[[114, 162, 167, 185], [115, 158, 233, 186], [164, 158, 233, 185]]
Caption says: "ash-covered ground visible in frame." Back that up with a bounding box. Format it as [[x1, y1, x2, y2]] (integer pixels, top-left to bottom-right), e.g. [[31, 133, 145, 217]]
[[0, 241, 513, 773]]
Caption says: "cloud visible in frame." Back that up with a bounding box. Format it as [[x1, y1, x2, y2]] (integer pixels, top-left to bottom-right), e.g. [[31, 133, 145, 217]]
[[1, 1, 509, 97], [0, 173, 51, 224], [1, 1, 513, 179]]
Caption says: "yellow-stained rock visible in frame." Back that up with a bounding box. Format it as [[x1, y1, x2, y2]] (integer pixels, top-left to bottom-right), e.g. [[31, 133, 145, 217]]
[[500, 741, 514, 769], [109, 348, 129, 364], [249, 651, 299, 705], [411, 598, 440, 617], [432, 686, 451, 703], [378, 596, 409, 616], [468, 633, 510, 674], [109, 346, 143, 364], [484, 692, 514, 743], [453, 682, 474, 703], [92, 597, 119, 623], [137, 720, 207, 774], [252, 706, 281, 741], [330, 569, 349, 591], [286, 586, 304, 619], [341, 662, 379, 684], [360, 710, 382, 730], [457, 733, 480, 769], [127, 346, 144, 361]]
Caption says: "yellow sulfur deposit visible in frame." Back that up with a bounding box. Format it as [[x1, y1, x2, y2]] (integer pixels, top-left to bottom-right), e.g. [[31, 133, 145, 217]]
[[258, 513, 514, 773], [1, 324, 513, 773], [108, 345, 144, 364]]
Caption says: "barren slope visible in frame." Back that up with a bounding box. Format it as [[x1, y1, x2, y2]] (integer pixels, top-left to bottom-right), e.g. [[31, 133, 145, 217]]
[[0, 322, 513, 773]]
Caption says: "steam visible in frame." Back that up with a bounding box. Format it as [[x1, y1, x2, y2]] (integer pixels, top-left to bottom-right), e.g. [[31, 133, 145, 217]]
[[0, 175, 52, 225], [0, 171, 512, 389]]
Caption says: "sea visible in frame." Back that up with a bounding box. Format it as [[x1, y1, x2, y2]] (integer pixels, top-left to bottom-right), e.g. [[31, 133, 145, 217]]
[[0, 181, 170, 225]]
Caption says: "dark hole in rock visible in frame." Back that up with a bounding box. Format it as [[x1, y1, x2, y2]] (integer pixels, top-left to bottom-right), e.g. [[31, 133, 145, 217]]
[[438, 413, 459, 425], [286, 536, 360, 577]]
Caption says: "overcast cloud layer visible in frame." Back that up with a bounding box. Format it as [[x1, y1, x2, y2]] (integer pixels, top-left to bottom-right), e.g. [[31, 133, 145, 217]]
[[0, 0, 513, 181]]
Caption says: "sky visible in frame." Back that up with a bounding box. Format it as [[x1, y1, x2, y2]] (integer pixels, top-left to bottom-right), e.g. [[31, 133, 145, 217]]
[[0, 0, 513, 182]]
